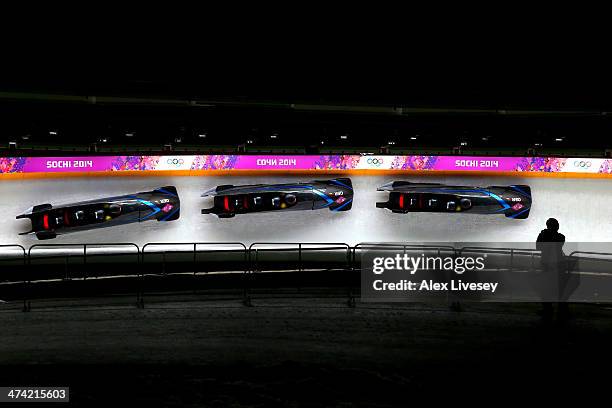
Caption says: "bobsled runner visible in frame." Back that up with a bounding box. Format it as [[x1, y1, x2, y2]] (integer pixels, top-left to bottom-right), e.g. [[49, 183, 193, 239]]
[[17, 186, 180, 240], [376, 181, 531, 219], [201, 178, 353, 218]]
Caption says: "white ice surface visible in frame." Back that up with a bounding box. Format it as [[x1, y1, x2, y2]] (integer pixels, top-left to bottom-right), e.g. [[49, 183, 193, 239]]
[[0, 175, 610, 248]]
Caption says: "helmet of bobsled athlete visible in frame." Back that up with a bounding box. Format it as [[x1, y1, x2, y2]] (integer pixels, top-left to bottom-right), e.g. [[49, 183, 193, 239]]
[[109, 204, 122, 215]]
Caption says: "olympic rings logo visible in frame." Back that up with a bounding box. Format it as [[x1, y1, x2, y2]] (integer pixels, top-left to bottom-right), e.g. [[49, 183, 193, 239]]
[[573, 160, 592, 168], [166, 158, 185, 167], [367, 158, 384, 167]]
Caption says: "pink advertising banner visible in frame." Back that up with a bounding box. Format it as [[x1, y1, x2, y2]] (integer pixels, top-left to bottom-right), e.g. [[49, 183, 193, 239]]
[[0, 155, 610, 175]]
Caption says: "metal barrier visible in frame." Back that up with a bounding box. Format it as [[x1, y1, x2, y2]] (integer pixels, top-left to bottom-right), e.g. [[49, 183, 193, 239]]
[[0, 244, 27, 283], [247, 242, 354, 307], [569, 251, 612, 260], [567, 251, 612, 277], [141, 242, 248, 275], [140, 242, 249, 307], [10, 242, 612, 279], [0, 244, 26, 257], [458, 246, 541, 273], [28, 243, 140, 280], [6, 242, 612, 280], [249, 242, 351, 272], [2, 242, 612, 308], [352, 243, 457, 269]]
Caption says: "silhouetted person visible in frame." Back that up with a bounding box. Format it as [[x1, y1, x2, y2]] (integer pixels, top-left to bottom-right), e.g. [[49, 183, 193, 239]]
[[536, 218, 569, 321]]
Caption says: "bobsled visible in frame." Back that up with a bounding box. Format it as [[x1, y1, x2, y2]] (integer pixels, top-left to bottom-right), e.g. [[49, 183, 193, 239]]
[[201, 178, 353, 218], [17, 186, 180, 240], [376, 181, 531, 219]]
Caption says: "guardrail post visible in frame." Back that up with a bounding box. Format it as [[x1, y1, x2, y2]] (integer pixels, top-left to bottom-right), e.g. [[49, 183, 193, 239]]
[[243, 246, 255, 307], [193, 243, 197, 275], [83, 244, 87, 280], [64, 254, 69, 281], [347, 246, 353, 271], [346, 245, 355, 307], [243, 244, 252, 306], [161, 252, 166, 276], [25, 245, 32, 311], [449, 246, 460, 311], [136, 251, 145, 308], [136, 244, 145, 309], [19, 245, 30, 311]]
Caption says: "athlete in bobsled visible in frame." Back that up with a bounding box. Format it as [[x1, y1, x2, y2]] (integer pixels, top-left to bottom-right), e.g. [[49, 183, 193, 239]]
[[376, 181, 531, 219], [17, 186, 180, 240], [201, 178, 353, 218]]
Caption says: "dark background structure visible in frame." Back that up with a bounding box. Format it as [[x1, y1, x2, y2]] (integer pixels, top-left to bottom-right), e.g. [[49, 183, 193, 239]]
[[3, 73, 612, 156]]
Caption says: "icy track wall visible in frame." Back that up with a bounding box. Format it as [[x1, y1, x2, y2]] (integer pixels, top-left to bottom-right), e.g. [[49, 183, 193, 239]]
[[0, 174, 610, 246]]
